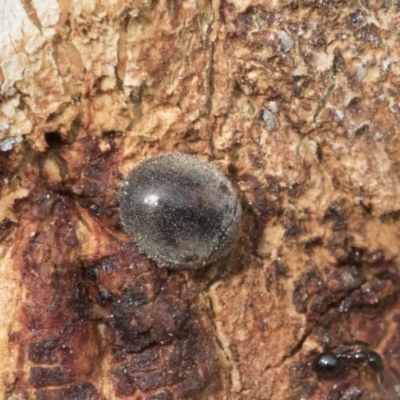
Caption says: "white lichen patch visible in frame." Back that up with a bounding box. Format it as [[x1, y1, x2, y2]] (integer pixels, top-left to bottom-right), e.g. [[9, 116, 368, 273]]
[[381, 58, 391, 73], [269, 101, 278, 114], [356, 64, 367, 80], [0, 135, 23, 152], [262, 110, 277, 131], [278, 30, 294, 52], [335, 110, 344, 121]]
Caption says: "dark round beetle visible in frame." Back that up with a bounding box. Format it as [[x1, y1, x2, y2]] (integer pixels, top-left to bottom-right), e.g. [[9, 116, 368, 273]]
[[120, 154, 242, 269]]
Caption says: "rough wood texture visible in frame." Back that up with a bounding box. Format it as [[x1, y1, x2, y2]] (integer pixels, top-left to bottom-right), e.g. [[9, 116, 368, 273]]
[[0, 1, 400, 399]]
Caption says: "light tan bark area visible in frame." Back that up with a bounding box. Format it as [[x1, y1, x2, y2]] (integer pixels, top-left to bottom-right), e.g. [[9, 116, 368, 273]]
[[0, 0, 400, 399]]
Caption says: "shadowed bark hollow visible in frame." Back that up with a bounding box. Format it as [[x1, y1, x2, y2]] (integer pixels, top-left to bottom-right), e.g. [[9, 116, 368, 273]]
[[0, 1, 399, 399]]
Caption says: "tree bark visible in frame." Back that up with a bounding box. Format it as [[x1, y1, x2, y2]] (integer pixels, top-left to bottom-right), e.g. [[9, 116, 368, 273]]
[[0, 1, 399, 399]]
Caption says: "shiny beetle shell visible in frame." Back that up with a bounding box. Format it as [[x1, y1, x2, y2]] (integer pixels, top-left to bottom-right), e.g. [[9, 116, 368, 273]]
[[120, 154, 242, 269]]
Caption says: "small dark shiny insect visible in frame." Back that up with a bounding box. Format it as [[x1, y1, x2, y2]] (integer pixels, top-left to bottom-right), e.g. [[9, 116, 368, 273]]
[[353, 349, 368, 364], [120, 153, 242, 269], [312, 348, 384, 380], [337, 349, 368, 364], [312, 352, 343, 379], [367, 350, 384, 372], [338, 349, 384, 372]]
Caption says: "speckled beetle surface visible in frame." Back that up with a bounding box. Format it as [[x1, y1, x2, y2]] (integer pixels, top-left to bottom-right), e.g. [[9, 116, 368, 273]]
[[120, 153, 242, 269]]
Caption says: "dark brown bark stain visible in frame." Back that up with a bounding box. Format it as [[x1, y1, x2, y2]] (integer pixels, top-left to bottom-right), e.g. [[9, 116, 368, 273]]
[[9, 135, 218, 399]]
